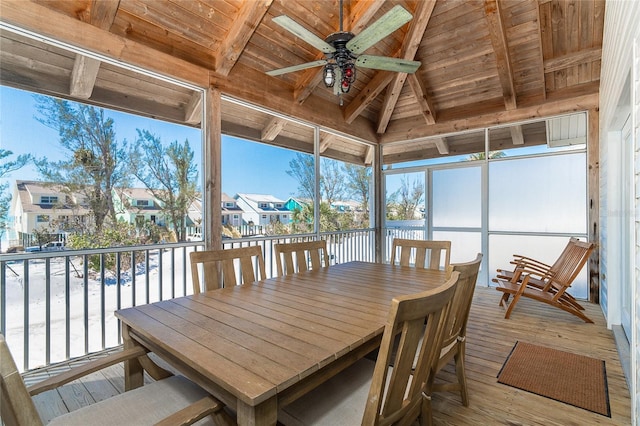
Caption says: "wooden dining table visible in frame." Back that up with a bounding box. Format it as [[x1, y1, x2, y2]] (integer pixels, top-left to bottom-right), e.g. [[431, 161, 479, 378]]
[[115, 261, 448, 426]]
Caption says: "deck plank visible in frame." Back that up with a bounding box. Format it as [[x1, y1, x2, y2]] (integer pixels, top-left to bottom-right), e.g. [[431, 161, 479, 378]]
[[23, 286, 631, 424]]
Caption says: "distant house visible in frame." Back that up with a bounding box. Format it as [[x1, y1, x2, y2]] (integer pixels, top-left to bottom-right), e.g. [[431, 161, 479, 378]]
[[10, 180, 91, 244], [234, 193, 290, 226], [185, 197, 203, 234], [331, 200, 362, 212], [222, 193, 243, 227], [113, 188, 166, 227]]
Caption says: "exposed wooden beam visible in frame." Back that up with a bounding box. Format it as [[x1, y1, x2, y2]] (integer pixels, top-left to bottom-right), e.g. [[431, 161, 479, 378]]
[[434, 137, 449, 154], [544, 47, 603, 73], [509, 125, 524, 145], [534, 1, 547, 100], [484, 0, 516, 110], [215, 0, 273, 76], [319, 133, 335, 153], [380, 92, 598, 143], [364, 145, 374, 165], [344, 71, 394, 124], [70, 0, 120, 98], [184, 92, 202, 124], [376, 0, 436, 133], [261, 116, 287, 141], [294, 0, 385, 104], [406, 73, 436, 124], [70, 56, 102, 98], [0, 0, 209, 87]]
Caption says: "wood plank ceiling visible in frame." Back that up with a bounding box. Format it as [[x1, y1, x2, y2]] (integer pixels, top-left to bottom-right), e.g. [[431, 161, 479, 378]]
[[0, 0, 604, 166]]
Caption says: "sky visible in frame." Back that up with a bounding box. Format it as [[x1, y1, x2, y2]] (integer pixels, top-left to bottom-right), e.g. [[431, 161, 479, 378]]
[[0, 86, 300, 200]]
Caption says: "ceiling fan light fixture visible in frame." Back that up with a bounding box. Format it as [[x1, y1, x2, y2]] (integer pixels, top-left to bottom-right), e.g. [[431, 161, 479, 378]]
[[323, 65, 335, 87]]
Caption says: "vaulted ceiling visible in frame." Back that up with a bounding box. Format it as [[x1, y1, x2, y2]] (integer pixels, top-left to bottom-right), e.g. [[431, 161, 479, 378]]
[[0, 0, 604, 165]]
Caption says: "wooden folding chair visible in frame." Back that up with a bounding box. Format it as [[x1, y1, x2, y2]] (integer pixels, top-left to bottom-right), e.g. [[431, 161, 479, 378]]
[[0, 334, 233, 426], [494, 239, 596, 323], [190, 245, 266, 293], [390, 238, 451, 271], [274, 239, 330, 276], [278, 272, 460, 426]]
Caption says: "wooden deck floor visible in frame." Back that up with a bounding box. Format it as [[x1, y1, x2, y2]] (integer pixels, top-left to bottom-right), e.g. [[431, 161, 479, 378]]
[[24, 286, 631, 425]]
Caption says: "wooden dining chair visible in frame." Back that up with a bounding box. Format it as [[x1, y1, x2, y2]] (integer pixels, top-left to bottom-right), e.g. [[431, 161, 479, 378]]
[[274, 239, 330, 276], [190, 245, 266, 293], [390, 238, 451, 271], [278, 271, 460, 426], [428, 253, 482, 407], [0, 334, 233, 426]]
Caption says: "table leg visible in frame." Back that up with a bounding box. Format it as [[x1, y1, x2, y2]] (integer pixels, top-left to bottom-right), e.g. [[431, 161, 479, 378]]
[[122, 324, 144, 390], [237, 396, 277, 426]]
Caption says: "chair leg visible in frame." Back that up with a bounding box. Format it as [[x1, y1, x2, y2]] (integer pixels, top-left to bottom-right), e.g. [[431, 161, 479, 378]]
[[503, 293, 521, 319], [420, 393, 433, 426], [454, 343, 469, 407], [499, 292, 510, 306]]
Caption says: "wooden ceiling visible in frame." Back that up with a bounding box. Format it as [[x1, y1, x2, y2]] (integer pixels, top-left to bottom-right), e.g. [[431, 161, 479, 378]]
[[0, 0, 604, 165]]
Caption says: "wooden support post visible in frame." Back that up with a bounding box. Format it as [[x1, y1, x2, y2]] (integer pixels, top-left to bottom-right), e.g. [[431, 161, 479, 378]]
[[587, 107, 600, 303]]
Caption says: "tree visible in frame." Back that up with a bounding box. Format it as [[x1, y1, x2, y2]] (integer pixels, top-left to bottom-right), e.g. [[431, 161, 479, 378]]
[[321, 159, 346, 206], [286, 153, 315, 201], [0, 149, 31, 250], [130, 130, 198, 241], [344, 163, 371, 215], [33, 97, 129, 231], [467, 151, 506, 160], [389, 176, 424, 220]]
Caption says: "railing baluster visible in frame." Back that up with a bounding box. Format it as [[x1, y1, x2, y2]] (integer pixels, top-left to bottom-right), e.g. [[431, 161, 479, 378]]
[[116, 252, 121, 343], [100, 253, 106, 349], [131, 250, 136, 306], [145, 250, 150, 305], [158, 249, 163, 301], [64, 257, 70, 360], [170, 248, 175, 299], [84, 254, 89, 354], [23, 259, 29, 370], [45, 259, 51, 366]]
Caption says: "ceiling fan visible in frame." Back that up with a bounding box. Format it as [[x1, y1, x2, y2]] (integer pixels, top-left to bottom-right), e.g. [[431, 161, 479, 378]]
[[266, 2, 421, 99]]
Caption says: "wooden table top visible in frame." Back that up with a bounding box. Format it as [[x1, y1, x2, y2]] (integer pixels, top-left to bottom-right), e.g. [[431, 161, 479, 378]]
[[115, 261, 447, 409]]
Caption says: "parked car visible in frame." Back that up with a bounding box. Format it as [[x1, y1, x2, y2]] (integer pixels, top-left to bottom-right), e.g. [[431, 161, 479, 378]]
[[43, 241, 65, 251], [187, 233, 202, 241]]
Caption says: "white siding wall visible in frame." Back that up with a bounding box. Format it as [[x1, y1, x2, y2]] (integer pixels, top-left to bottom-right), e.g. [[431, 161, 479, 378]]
[[634, 36, 640, 426], [600, 1, 640, 423]]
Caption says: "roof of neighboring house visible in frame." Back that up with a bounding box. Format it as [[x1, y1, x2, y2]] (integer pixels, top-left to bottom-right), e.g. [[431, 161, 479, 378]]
[[118, 187, 157, 200], [235, 193, 289, 212], [13, 180, 90, 215]]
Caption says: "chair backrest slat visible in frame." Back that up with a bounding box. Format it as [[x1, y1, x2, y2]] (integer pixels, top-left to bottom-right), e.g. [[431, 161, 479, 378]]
[[274, 240, 329, 276], [190, 246, 266, 292], [546, 239, 595, 293], [390, 238, 451, 271]]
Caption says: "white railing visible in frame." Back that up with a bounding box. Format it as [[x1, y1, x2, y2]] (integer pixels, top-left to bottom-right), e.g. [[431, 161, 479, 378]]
[[0, 229, 375, 372]]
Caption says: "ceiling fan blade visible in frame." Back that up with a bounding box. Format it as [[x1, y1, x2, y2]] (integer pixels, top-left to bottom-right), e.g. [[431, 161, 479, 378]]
[[272, 16, 336, 54], [266, 60, 328, 76], [356, 55, 421, 73], [346, 5, 413, 54]]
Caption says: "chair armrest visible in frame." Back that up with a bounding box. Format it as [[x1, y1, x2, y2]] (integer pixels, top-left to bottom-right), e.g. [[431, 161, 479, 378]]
[[154, 396, 235, 426], [27, 346, 148, 396], [511, 255, 552, 269]]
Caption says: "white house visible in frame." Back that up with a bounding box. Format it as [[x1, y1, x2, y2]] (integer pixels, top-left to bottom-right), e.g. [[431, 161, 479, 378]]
[[113, 187, 166, 228], [234, 193, 290, 226], [221, 193, 243, 227], [10, 180, 90, 244]]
